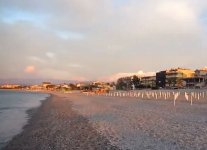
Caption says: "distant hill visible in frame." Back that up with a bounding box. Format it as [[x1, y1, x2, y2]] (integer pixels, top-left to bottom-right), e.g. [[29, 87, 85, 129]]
[[0, 78, 80, 85]]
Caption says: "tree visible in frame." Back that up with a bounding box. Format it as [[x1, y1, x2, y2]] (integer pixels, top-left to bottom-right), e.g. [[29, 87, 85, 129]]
[[131, 75, 140, 89], [116, 78, 126, 90], [116, 76, 140, 90], [69, 83, 78, 90]]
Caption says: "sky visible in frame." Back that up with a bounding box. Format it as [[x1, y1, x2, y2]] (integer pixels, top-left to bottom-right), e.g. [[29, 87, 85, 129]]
[[0, 0, 207, 82]]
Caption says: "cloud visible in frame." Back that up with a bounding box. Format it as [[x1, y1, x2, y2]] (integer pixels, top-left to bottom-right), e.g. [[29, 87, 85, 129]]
[[100, 71, 156, 82], [0, 0, 207, 80], [156, 1, 196, 21], [67, 63, 82, 68], [28, 56, 46, 63], [46, 52, 55, 59], [55, 30, 85, 40], [24, 65, 36, 74]]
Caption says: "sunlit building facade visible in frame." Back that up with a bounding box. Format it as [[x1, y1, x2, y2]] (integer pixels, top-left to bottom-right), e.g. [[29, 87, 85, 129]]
[[183, 68, 207, 88], [165, 68, 195, 88], [140, 76, 156, 88]]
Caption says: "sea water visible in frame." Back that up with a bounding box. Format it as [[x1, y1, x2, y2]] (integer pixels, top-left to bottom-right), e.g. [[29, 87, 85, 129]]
[[0, 90, 49, 149]]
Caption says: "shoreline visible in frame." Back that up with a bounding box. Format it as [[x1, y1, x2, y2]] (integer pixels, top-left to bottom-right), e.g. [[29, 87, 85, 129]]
[[0, 90, 50, 149], [2, 94, 51, 150], [3, 93, 119, 150], [2, 90, 207, 149]]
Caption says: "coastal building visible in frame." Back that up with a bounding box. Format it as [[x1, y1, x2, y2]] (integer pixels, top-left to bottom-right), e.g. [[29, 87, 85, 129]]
[[0, 84, 22, 89], [42, 82, 52, 89], [76, 83, 91, 90], [60, 84, 72, 91], [42, 82, 59, 91], [140, 76, 156, 88], [183, 68, 207, 88], [165, 68, 195, 88], [116, 67, 207, 89], [46, 84, 57, 91], [92, 81, 115, 90], [29, 85, 43, 90], [156, 71, 166, 88], [195, 68, 207, 77]]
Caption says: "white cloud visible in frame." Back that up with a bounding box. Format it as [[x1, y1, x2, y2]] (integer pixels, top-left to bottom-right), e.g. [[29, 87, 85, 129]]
[[46, 52, 55, 58], [28, 56, 46, 63], [100, 71, 156, 82], [156, 1, 196, 21]]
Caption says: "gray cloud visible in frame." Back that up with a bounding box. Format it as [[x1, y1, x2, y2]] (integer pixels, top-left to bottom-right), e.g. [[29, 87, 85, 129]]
[[0, 0, 207, 81]]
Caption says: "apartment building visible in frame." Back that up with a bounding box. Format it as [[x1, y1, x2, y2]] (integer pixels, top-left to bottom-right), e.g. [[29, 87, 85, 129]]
[[165, 68, 195, 88], [140, 76, 156, 88], [183, 68, 207, 88]]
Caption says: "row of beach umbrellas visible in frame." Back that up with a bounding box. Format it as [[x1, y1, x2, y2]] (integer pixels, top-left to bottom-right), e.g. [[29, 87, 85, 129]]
[[85, 90, 207, 106]]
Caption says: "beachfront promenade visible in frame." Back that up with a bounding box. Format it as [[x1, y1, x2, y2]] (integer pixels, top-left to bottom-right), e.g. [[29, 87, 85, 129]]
[[4, 90, 207, 150]]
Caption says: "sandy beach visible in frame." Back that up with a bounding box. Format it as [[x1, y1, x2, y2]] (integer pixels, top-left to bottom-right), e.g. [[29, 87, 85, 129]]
[[4, 94, 119, 150], [65, 92, 207, 150], [3, 91, 207, 150]]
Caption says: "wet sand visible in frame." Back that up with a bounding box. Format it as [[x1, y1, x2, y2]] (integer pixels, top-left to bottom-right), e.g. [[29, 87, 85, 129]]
[[4, 94, 119, 150]]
